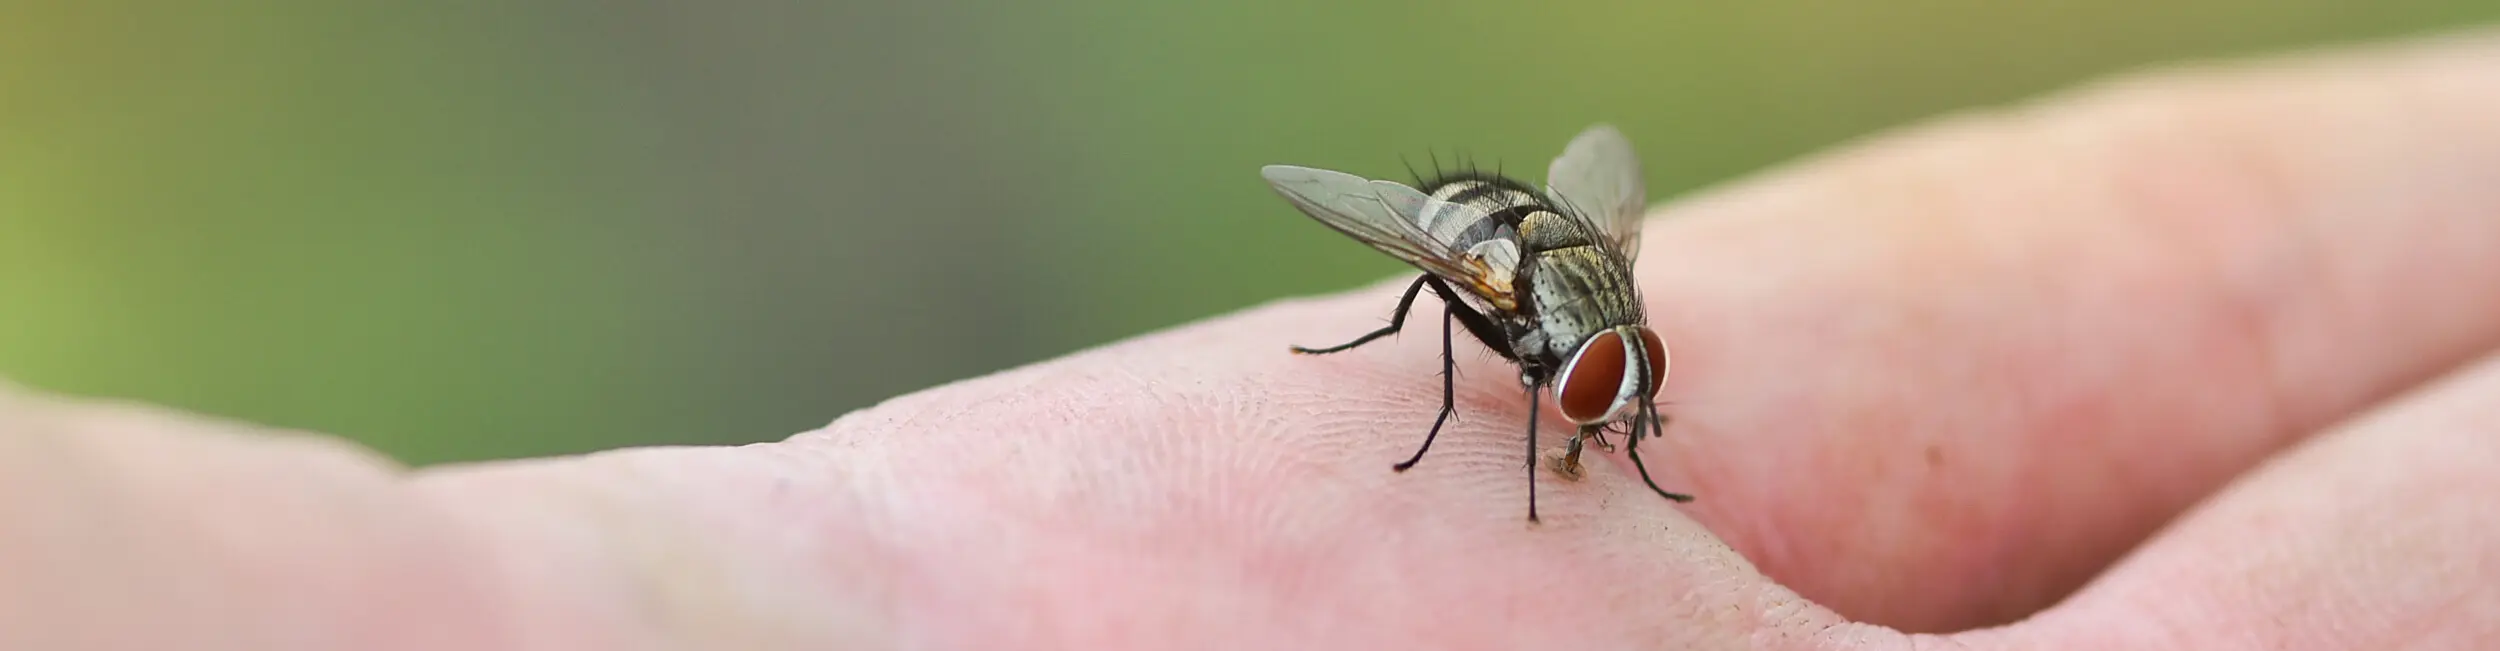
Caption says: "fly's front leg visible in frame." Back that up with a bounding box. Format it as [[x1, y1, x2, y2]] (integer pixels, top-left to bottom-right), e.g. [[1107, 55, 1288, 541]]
[[1543, 427, 1593, 481], [1629, 401, 1696, 503], [1584, 424, 1618, 453]]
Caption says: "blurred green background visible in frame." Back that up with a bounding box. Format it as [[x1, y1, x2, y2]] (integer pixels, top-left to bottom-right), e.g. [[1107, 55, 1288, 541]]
[[4, 2, 2495, 464]]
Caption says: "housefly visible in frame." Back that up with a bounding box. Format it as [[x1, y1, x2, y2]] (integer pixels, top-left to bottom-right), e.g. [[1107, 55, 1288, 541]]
[[1260, 124, 1692, 523]]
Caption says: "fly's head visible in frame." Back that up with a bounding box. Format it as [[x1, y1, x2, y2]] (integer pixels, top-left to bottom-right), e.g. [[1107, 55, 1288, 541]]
[[1552, 325, 1668, 426]]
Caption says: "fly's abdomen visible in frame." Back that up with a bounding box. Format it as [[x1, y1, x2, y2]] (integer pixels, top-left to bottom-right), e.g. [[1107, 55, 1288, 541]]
[[1516, 209, 1602, 253], [1417, 178, 1541, 249]]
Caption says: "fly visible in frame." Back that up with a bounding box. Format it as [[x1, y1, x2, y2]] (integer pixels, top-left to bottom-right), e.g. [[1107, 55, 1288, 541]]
[[1260, 124, 1693, 523]]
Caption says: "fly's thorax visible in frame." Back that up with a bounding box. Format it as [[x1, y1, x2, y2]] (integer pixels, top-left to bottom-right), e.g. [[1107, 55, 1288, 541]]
[[1526, 246, 1640, 362]]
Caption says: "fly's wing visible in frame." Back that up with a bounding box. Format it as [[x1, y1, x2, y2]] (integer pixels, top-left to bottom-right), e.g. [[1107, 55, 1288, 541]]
[[1545, 123, 1649, 264], [1261, 165, 1519, 312]]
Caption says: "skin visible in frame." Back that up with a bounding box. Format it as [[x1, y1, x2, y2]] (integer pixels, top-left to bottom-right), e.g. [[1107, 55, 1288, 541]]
[[5, 29, 2500, 651]]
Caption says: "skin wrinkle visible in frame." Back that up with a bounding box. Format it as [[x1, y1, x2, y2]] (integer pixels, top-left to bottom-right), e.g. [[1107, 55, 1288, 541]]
[[648, 448, 904, 646], [416, 457, 680, 648], [1904, 631, 1977, 651]]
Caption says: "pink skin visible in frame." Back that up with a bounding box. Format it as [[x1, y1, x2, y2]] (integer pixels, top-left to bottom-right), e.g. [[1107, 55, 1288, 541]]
[[6, 30, 2500, 650]]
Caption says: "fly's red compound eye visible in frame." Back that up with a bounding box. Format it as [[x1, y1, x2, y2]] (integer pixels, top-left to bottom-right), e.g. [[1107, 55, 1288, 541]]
[[1556, 330, 1627, 423], [1637, 327, 1669, 399]]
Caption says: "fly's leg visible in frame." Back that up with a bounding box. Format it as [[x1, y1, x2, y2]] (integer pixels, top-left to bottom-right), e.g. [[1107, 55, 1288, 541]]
[[1628, 401, 1696, 503], [1294, 273, 1529, 510], [1545, 428, 1590, 481], [1549, 420, 1628, 481], [1524, 382, 1543, 523], [1290, 275, 1430, 355], [1584, 424, 1618, 453], [1391, 307, 1459, 472]]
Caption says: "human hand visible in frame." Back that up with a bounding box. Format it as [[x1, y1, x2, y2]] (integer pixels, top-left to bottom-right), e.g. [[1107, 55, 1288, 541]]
[[5, 29, 2499, 650]]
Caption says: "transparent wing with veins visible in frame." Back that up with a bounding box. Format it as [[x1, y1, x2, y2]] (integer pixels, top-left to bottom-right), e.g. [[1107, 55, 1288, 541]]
[[1260, 165, 1520, 312], [1545, 124, 1649, 265]]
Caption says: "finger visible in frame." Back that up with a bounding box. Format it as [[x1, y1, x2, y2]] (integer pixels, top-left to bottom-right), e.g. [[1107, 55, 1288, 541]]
[[1622, 29, 2500, 630], [757, 29, 2500, 642], [774, 299, 1796, 649], [0, 384, 620, 649], [1959, 349, 2500, 650]]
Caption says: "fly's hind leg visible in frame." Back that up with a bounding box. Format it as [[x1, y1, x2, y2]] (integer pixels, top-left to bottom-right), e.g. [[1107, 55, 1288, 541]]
[[1290, 275, 1430, 355]]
